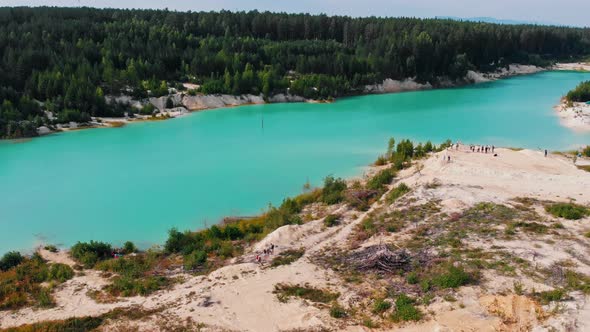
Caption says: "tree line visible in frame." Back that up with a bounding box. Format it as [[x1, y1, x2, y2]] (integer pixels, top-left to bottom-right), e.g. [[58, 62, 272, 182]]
[[1, 6, 590, 138]]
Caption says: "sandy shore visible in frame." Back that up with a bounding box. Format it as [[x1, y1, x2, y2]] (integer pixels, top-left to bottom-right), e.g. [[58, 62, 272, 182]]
[[553, 62, 590, 72], [554, 100, 590, 132], [2, 146, 589, 331]]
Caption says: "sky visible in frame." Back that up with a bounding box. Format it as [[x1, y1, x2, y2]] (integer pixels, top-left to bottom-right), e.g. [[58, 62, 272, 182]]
[[2, 0, 589, 27]]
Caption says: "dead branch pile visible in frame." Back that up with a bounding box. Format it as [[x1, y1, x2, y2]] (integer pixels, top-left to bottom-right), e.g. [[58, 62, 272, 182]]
[[347, 244, 411, 273]]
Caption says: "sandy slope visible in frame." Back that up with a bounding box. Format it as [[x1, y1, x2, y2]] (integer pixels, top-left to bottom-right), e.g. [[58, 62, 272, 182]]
[[2, 146, 590, 331]]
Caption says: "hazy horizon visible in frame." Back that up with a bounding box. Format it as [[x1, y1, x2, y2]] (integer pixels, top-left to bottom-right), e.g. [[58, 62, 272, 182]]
[[2, 0, 588, 27]]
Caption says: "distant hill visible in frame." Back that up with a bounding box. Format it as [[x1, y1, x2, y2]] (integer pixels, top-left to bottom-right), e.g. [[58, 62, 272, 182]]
[[436, 16, 558, 26]]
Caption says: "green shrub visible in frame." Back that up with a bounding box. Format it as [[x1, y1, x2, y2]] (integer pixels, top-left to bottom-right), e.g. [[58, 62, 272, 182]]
[[184, 250, 207, 271], [387, 183, 410, 203], [324, 214, 340, 227], [366, 168, 396, 190], [391, 294, 422, 322], [71, 241, 113, 268], [545, 203, 590, 220], [0, 251, 24, 271], [396, 139, 414, 160], [48, 263, 74, 282], [419, 280, 431, 292], [406, 272, 419, 284], [36, 287, 55, 308], [583, 145, 590, 157], [432, 265, 474, 289], [330, 303, 347, 318], [372, 298, 392, 313], [217, 242, 235, 259], [535, 289, 566, 304], [566, 81, 590, 102], [321, 176, 347, 204], [107, 275, 169, 297]]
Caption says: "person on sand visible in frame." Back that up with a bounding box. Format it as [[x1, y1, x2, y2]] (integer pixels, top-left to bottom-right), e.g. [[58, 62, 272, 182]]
[[545, 149, 548, 157], [492, 145, 495, 153], [448, 155, 451, 163]]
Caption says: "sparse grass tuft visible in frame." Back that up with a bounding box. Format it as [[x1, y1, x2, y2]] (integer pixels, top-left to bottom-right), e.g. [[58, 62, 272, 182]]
[[535, 289, 566, 304]]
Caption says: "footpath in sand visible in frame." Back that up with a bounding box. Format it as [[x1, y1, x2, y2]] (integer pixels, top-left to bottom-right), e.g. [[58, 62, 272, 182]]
[[1, 146, 590, 331]]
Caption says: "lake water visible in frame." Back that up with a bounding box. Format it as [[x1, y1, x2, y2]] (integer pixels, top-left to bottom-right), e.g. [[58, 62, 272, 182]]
[[1, 71, 590, 254]]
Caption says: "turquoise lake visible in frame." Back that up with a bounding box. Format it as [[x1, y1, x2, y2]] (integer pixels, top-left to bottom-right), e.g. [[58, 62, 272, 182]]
[[1, 71, 590, 254]]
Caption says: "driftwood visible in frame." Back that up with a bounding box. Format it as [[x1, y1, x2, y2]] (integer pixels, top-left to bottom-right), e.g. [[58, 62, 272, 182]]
[[347, 244, 412, 273]]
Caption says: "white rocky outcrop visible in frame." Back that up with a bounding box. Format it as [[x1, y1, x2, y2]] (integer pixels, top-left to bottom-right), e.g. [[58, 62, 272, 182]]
[[181, 94, 265, 110], [365, 78, 432, 94]]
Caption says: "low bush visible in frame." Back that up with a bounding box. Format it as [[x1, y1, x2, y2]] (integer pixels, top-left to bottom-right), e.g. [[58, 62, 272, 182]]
[[545, 203, 590, 220], [271, 249, 305, 267], [184, 250, 207, 271], [273, 283, 339, 303], [387, 183, 410, 203], [406, 272, 419, 284], [329, 303, 347, 318], [535, 289, 566, 304], [324, 214, 340, 227], [106, 275, 169, 297], [321, 176, 347, 204], [366, 167, 396, 191], [391, 294, 422, 322], [70, 241, 113, 268], [372, 298, 392, 313], [48, 263, 74, 282], [432, 265, 474, 289]]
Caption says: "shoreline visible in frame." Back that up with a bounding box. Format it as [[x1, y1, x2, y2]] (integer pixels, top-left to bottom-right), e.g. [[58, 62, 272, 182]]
[[19, 62, 586, 141], [554, 98, 590, 132]]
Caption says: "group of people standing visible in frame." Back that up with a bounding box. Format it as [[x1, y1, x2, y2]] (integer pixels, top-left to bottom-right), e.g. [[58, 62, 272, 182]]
[[469, 144, 495, 154], [255, 243, 275, 264]]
